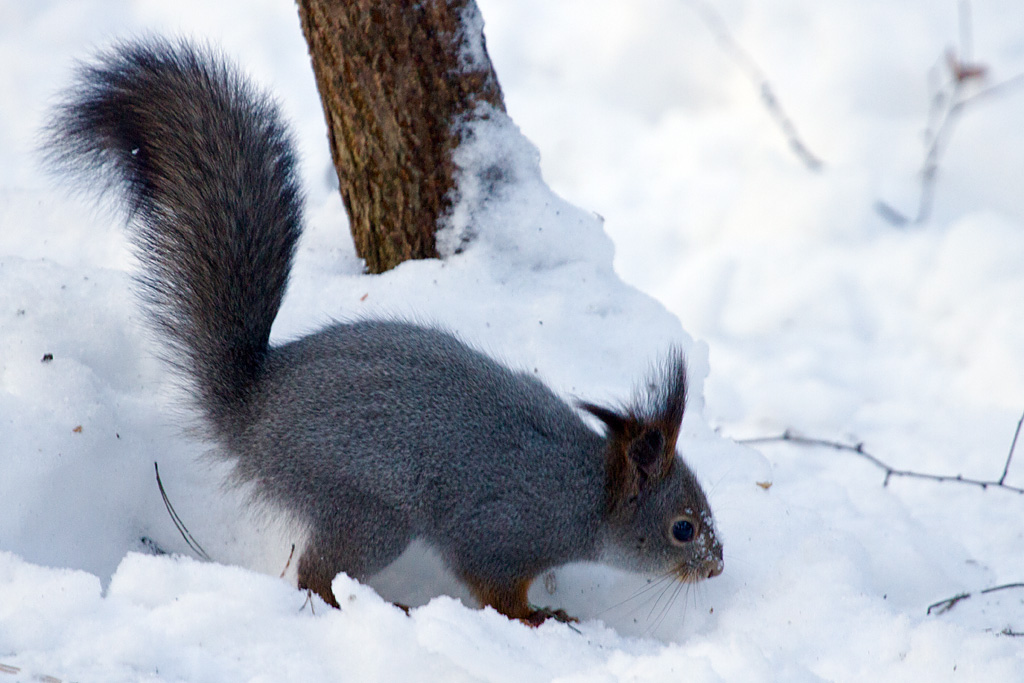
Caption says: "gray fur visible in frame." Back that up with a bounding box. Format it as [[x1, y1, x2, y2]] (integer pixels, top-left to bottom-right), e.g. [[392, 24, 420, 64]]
[[46, 38, 722, 618]]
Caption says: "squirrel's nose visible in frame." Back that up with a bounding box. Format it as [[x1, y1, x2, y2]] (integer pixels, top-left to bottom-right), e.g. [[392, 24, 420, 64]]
[[707, 560, 724, 578]]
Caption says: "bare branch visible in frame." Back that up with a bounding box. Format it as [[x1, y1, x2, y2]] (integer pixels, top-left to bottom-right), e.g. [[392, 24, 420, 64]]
[[927, 582, 1024, 623], [743, 410, 1024, 632], [737, 408, 1024, 495], [0, 662, 71, 682], [682, 0, 824, 171], [926, 591, 971, 615], [981, 582, 1024, 596], [877, 1, 1024, 226], [960, 72, 1024, 108], [1000, 411, 1024, 485]]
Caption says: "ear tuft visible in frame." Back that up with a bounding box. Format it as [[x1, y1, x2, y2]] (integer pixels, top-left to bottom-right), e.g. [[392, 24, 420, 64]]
[[637, 349, 687, 458], [653, 349, 687, 442]]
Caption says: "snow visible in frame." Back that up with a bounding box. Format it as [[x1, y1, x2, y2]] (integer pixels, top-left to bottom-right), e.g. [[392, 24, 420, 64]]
[[2, 0, 1024, 681]]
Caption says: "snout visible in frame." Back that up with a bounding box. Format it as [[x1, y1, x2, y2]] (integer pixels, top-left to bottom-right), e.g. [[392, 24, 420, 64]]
[[706, 558, 724, 578], [675, 555, 725, 582]]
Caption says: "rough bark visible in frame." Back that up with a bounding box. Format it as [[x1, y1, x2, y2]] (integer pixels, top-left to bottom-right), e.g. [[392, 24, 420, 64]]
[[296, 0, 506, 274]]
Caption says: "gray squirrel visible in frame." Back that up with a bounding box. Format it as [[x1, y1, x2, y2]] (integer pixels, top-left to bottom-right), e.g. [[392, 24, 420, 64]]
[[46, 38, 723, 623]]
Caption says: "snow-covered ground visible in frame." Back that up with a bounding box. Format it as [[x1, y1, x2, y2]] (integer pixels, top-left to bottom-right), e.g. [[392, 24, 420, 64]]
[[2, 0, 1024, 680]]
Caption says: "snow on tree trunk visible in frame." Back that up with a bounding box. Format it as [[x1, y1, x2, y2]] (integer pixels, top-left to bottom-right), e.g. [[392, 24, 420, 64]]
[[297, 0, 506, 273]]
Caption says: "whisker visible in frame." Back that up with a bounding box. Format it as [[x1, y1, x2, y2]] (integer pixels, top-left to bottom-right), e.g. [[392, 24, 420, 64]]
[[609, 576, 676, 623], [645, 577, 675, 623], [593, 568, 678, 617], [648, 579, 686, 635]]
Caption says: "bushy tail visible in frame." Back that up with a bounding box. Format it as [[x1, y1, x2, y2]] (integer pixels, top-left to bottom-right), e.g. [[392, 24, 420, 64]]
[[46, 38, 302, 428]]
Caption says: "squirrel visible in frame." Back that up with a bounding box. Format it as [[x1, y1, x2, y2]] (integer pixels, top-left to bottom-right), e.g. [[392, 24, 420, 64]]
[[45, 38, 724, 624]]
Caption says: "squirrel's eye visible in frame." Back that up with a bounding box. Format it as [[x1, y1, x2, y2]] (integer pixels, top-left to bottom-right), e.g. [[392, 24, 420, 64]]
[[671, 518, 696, 544]]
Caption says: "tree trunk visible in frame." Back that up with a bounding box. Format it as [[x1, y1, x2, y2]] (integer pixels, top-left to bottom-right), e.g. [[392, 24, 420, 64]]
[[296, 0, 506, 274]]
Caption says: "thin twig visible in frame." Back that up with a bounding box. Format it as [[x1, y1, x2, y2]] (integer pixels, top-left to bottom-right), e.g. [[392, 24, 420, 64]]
[[682, 0, 823, 171], [981, 582, 1024, 596], [877, 1, 1024, 226], [738, 408, 1024, 495], [0, 663, 67, 682], [999, 411, 1024, 485], [959, 72, 1024, 107], [928, 583, 1024, 616], [927, 591, 971, 615], [154, 462, 212, 561], [280, 544, 297, 579]]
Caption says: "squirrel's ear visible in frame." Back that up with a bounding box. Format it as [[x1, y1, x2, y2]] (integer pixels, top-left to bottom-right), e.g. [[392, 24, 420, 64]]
[[592, 352, 689, 510], [579, 402, 627, 434], [627, 427, 667, 480], [602, 421, 677, 510], [581, 401, 671, 475], [586, 403, 678, 509]]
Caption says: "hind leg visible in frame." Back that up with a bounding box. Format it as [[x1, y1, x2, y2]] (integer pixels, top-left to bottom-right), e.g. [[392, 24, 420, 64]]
[[297, 486, 411, 607]]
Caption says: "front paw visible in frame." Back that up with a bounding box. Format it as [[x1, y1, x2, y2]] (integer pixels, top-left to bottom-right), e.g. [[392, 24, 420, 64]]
[[522, 606, 579, 627]]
